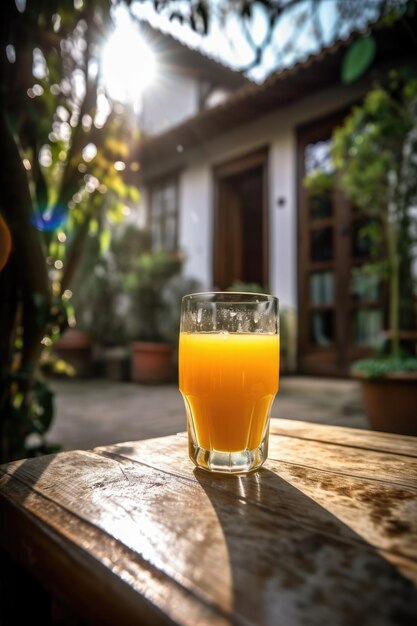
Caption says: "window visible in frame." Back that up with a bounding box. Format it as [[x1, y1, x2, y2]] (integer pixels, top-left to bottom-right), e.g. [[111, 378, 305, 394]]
[[150, 176, 178, 252]]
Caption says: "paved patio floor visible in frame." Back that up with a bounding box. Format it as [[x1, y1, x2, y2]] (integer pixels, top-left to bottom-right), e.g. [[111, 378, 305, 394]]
[[47, 376, 368, 451]]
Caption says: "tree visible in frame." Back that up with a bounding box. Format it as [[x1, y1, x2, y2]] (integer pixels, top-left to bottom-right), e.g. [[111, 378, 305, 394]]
[[332, 70, 417, 363], [304, 69, 417, 374], [0, 0, 414, 462], [0, 0, 139, 461]]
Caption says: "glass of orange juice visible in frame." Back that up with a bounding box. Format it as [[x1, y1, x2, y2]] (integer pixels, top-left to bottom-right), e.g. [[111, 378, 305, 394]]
[[179, 292, 279, 474]]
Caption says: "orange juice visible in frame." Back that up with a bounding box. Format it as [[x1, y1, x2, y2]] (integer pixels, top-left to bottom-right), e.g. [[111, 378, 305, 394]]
[[179, 332, 279, 452]]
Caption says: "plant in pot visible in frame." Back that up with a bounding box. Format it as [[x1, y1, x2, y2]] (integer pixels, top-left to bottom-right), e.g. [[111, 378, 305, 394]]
[[330, 70, 417, 434], [53, 325, 93, 379], [71, 253, 130, 380], [71, 224, 150, 380], [159, 273, 203, 382], [125, 250, 183, 384]]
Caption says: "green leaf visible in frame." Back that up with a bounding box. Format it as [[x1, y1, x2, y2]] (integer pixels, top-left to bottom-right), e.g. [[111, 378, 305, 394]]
[[196, 1, 209, 34], [99, 228, 111, 254], [32, 380, 55, 434], [169, 12, 184, 25], [32, 292, 50, 329], [89, 219, 99, 235], [406, 1, 416, 16], [128, 186, 140, 203], [351, 357, 417, 378], [341, 37, 376, 84]]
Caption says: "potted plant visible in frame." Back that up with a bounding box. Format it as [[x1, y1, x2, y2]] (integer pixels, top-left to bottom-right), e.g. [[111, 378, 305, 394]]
[[73, 254, 130, 380], [125, 250, 183, 384], [68, 223, 152, 380], [54, 325, 93, 378], [330, 70, 417, 434]]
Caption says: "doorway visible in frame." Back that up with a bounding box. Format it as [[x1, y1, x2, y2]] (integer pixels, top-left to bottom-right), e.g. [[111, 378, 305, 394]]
[[213, 149, 268, 290]]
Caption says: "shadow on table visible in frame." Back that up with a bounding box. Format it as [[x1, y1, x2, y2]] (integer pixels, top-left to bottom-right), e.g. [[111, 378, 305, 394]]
[[1, 452, 57, 499], [0, 454, 60, 623], [194, 467, 417, 626]]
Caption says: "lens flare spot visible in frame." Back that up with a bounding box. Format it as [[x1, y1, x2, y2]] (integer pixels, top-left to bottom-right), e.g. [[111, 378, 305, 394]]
[[0, 214, 12, 271], [31, 205, 68, 232]]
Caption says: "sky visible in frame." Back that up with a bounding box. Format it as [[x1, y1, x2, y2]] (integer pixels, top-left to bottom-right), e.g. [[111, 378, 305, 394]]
[[129, 0, 382, 82], [100, 0, 393, 107]]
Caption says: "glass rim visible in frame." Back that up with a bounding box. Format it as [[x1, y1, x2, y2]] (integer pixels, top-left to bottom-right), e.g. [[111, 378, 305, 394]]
[[182, 291, 278, 302]]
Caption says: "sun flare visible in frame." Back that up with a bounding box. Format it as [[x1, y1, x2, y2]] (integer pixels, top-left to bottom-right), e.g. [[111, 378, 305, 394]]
[[101, 9, 156, 104]]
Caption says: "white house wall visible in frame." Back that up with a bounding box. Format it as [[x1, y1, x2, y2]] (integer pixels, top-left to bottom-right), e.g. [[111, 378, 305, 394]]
[[143, 80, 365, 309], [179, 167, 212, 288], [140, 73, 199, 136], [176, 128, 296, 309], [269, 132, 296, 311]]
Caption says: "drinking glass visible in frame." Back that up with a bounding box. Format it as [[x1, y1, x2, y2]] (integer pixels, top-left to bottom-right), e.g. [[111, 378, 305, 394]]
[[179, 292, 279, 474]]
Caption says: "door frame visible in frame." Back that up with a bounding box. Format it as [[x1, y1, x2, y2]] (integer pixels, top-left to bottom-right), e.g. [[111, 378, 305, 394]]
[[213, 147, 269, 289]]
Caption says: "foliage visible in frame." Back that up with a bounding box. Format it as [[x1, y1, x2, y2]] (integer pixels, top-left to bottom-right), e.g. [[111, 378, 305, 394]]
[[73, 230, 197, 347], [351, 356, 417, 378], [161, 275, 203, 344], [150, 0, 412, 77], [279, 307, 297, 374], [0, 0, 139, 462], [0, 0, 414, 461], [303, 170, 334, 195], [124, 251, 183, 343], [304, 70, 417, 374], [226, 280, 268, 294], [71, 223, 150, 346], [0, 372, 58, 461], [332, 70, 417, 361], [341, 36, 376, 84]]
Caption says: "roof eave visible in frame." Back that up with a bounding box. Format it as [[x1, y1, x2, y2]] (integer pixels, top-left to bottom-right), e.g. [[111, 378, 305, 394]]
[[137, 11, 417, 167]]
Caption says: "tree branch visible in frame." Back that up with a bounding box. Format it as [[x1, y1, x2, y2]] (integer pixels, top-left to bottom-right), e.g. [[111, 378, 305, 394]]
[[0, 112, 50, 374], [60, 217, 91, 293]]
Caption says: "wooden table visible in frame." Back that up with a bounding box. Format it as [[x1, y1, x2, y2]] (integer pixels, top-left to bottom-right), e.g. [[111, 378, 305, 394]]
[[1, 418, 417, 625]]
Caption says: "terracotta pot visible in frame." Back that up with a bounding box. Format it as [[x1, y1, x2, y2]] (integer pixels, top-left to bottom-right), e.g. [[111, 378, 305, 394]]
[[131, 342, 174, 384], [356, 373, 417, 435], [55, 328, 92, 378]]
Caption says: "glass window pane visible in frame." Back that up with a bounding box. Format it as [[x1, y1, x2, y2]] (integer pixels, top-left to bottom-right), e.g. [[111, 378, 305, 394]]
[[152, 189, 163, 218], [352, 219, 379, 258], [164, 216, 176, 252], [310, 311, 334, 346], [309, 190, 332, 220], [304, 139, 334, 174], [351, 268, 380, 302], [354, 310, 383, 346], [310, 227, 333, 262], [163, 183, 176, 213], [151, 178, 178, 252], [151, 220, 162, 250], [310, 271, 334, 305]]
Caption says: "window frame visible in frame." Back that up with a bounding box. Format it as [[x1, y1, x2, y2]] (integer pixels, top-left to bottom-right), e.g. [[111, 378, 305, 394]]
[[149, 174, 179, 252]]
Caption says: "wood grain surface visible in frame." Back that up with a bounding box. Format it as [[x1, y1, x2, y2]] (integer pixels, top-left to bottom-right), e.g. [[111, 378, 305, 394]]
[[1, 418, 417, 626]]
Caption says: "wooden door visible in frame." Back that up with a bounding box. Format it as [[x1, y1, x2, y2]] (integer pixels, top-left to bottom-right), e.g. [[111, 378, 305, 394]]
[[297, 114, 386, 376], [214, 179, 243, 289], [213, 149, 268, 290]]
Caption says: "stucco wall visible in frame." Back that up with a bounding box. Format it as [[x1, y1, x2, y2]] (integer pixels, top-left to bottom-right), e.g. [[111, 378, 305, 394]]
[[178, 167, 212, 289], [175, 128, 297, 310], [141, 80, 365, 310], [140, 73, 199, 136]]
